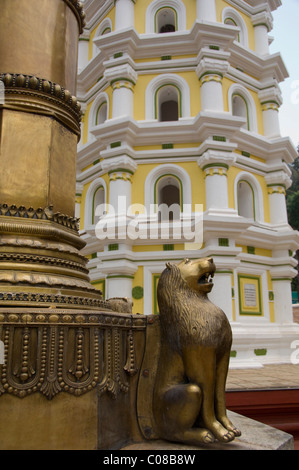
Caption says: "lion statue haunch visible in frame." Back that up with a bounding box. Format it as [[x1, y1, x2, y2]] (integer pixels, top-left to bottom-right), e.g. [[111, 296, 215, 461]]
[[153, 257, 241, 445]]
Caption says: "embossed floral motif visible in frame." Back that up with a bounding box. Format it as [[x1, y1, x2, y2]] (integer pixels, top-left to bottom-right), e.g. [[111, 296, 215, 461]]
[[0, 312, 145, 400]]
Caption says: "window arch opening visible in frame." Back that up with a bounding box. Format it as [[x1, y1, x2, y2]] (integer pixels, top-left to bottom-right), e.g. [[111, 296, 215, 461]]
[[101, 27, 111, 35], [157, 85, 179, 121], [156, 175, 181, 221], [156, 7, 176, 33], [237, 180, 255, 220], [92, 186, 105, 225], [96, 102, 108, 125], [224, 17, 240, 42], [232, 94, 249, 129], [222, 8, 248, 48]]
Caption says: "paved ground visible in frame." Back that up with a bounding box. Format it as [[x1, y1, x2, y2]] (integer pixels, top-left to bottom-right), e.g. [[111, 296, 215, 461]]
[[227, 363, 299, 391]]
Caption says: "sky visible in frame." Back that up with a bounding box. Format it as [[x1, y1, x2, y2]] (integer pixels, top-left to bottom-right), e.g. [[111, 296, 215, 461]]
[[270, 0, 299, 149]]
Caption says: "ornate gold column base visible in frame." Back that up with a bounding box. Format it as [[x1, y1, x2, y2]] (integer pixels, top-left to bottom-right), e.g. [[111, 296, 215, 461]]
[[0, 0, 92, 310], [0, 309, 147, 450], [0, 206, 105, 309]]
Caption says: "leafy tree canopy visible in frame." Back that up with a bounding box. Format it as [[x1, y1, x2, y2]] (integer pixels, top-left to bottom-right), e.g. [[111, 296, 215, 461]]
[[287, 191, 299, 231], [287, 155, 299, 197]]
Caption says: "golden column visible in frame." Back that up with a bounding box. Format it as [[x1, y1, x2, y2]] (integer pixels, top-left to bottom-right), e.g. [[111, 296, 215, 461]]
[[0, 1, 146, 451], [0, 0, 103, 309]]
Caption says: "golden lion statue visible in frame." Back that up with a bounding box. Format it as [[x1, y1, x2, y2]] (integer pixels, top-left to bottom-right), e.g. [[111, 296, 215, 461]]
[[151, 257, 241, 445]]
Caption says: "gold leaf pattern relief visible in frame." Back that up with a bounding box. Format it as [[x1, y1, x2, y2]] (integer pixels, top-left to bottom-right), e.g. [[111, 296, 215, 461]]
[[0, 312, 145, 400]]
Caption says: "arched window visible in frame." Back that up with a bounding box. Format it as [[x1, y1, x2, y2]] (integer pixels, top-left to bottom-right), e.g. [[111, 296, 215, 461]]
[[156, 175, 181, 221], [101, 27, 111, 35], [222, 7, 248, 48], [156, 7, 176, 33], [157, 85, 179, 121], [92, 18, 112, 57], [84, 178, 108, 228], [237, 180, 255, 220], [88, 93, 110, 141], [224, 17, 240, 42], [92, 186, 105, 225], [232, 94, 248, 129], [234, 172, 264, 224], [228, 85, 258, 133], [96, 102, 108, 125], [144, 164, 192, 222], [145, 74, 190, 121], [145, 0, 186, 34]]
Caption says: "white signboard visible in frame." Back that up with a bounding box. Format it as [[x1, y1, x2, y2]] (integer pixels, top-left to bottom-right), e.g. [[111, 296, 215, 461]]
[[244, 283, 257, 307]]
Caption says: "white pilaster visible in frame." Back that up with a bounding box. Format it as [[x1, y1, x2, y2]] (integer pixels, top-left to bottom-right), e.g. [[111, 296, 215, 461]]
[[108, 171, 133, 215], [104, 63, 137, 119], [262, 103, 281, 138], [107, 275, 134, 299], [199, 150, 236, 212], [252, 11, 273, 56], [208, 272, 234, 321], [267, 187, 288, 225], [115, 0, 135, 31], [196, 0, 216, 23], [99, 254, 138, 302], [112, 82, 135, 119], [97, 153, 137, 301], [78, 37, 89, 71], [272, 279, 294, 323], [254, 25, 269, 55], [102, 155, 137, 215], [259, 86, 282, 138], [196, 57, 229, 112], [265, 171, 292, 226]]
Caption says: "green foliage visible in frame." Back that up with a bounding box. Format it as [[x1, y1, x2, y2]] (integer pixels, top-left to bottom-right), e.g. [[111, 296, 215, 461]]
[[287, 156, 299, 228], [287, 192, 299, 231], [287, 155, 299, 296], [287, 156, 299, 197]]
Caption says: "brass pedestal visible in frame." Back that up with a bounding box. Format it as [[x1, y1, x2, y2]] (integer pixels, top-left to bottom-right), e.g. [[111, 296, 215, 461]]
[[0, 0, 103, 308], [0, 309, 147, 450], [0, 0, 117, 450]]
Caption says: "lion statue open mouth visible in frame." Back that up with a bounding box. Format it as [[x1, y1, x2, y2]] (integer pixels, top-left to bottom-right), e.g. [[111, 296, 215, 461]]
[[151, 257, 241, 445]]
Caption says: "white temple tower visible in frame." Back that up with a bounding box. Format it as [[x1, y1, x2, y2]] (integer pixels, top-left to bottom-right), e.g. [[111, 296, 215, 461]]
[[76, 0, 299, 367]]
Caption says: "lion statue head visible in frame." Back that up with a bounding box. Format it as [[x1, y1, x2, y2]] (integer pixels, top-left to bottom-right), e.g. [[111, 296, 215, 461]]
[[157, 257, 217, 350]]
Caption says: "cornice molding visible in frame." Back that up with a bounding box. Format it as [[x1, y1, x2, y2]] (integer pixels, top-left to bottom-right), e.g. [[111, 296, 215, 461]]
[[76, 111, 297, 176], [104, 62, 138, 86], [251, 10, 273, 31], [93, 21, 237, 59], [81, 0, 113, 31], [101, 155, 137, 174], [258, 85, 283, 106], [78, 22, 288, 96], [232, 129, 297, 164], [265, 171, 292, 189], [226, 0, 280, 16], [198, 150, 237, 171]]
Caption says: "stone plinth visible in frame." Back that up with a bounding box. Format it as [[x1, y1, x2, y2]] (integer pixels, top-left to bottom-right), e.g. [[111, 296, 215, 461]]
[[122, 411, 294, 451]]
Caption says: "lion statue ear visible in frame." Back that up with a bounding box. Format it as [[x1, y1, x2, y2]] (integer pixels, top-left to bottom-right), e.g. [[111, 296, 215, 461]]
[[166, 262, 173, 270]]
